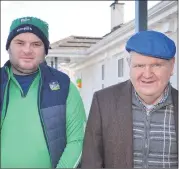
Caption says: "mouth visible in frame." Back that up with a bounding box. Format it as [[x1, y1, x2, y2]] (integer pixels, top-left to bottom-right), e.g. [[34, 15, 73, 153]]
[[21, 57, 33, 61], [141, 80, 155, 84]]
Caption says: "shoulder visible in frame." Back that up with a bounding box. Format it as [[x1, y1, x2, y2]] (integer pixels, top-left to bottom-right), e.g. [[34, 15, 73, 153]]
[[46, 65, 70, 80], [0, 66, 5, 73], [41, 64, 70, 86], [94, 80, 131, 99], [171, 86, 178, 99], [171, 86, 178, 93], [0, 66, 8, 81]]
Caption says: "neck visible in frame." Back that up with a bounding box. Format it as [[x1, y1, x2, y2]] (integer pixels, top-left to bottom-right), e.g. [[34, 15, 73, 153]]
[[138, 93, 163, 105], [11, 65, 38, 76]]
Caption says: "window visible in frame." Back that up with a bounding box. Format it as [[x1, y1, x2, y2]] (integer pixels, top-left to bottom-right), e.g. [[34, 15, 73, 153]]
[[51, 61, 54, 68], [54, 57, 58, 69], [102, 64, 105, 80], [118, 58, 124, 77]]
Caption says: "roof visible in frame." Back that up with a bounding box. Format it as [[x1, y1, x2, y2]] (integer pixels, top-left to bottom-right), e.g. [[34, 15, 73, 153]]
[[50, 35, 103, 50], [103, 24, 123, 37]]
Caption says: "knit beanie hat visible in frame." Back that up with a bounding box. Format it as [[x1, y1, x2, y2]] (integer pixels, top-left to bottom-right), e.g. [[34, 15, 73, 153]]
[[6, 16, 49, 54]]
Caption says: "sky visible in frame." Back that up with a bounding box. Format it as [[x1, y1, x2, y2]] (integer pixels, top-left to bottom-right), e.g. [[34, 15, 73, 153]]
[[1, 1, 160, 66]]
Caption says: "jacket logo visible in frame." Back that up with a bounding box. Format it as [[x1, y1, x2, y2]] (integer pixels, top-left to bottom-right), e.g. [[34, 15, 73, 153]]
[[49, 81, 60, 91]]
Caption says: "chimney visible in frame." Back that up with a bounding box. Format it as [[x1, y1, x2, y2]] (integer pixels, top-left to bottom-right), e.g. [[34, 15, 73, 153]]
[[110, 0, 124, 31]]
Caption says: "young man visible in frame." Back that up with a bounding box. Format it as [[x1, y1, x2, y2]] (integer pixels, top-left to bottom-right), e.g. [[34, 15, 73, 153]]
[[0, 16, 86, 168], [81, 30, 178, 168]]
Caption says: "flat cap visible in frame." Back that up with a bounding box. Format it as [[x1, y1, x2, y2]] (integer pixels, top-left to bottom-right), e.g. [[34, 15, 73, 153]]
[[125, 30, 176, 60]]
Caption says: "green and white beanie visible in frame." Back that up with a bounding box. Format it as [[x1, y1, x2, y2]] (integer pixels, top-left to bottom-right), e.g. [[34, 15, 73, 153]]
[[6, 16, 49, 54]]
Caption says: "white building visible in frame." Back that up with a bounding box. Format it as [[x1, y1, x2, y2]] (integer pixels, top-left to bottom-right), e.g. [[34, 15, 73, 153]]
[[46, 1, 178, 116]]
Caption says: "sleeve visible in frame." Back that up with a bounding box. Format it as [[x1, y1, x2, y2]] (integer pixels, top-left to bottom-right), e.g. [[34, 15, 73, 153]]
[[56, 81, 86, 168], [81, 92, 104, 168]]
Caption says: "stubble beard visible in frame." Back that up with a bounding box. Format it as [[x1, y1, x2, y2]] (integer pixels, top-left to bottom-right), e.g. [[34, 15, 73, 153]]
[[11, 62, 39, 75]]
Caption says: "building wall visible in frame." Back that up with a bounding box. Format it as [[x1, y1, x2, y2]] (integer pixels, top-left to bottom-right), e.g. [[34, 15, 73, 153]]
[[168, 31, 177, 89], [74, 18, 178, 116]]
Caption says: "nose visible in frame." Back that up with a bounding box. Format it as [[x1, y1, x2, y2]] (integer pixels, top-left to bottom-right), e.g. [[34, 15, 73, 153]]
[[22, 44, 32, 54], [143, 66, 153, 78]]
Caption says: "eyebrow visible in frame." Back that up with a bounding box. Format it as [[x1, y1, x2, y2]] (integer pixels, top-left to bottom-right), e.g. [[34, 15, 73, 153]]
[[13, 39, 24, 42], [32, 41, 43, 44], [13, 39, 42, 43], [132, 62, 165, 66]]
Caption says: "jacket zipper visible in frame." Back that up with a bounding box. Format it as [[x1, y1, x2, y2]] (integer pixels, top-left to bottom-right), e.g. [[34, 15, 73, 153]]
[[38, 70, 53, 167]]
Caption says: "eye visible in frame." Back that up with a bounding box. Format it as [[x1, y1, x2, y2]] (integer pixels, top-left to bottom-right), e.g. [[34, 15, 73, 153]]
[[16, 42, 24, 45], [33, 43, 41, 47], [134, 64, 145, 68], [152, 64, 162, 67], [32, 42, 43, 47]]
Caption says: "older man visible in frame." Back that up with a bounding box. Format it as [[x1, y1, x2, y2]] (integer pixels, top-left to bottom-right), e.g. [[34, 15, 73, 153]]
[[81, 30, 178, 168], [0, 16, 86, 168]]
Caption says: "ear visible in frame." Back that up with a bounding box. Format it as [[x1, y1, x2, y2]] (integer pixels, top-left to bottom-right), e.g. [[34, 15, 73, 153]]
[[125, 51, 131, 66], [170, 57, 175, 76]]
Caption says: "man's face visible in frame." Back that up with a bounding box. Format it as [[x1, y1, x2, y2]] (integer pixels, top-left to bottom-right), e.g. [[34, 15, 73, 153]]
[[129, 52, 175, 100], [9, 32, 45, 74]]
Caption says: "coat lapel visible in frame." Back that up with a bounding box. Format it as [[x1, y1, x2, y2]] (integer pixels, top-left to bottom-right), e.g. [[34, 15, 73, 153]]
[[113, 80, 133, 168]]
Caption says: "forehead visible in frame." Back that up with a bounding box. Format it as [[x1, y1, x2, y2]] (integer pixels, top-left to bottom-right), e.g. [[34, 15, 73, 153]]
[[130, 52, 168, 64], [12, 32, 42, 42]]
